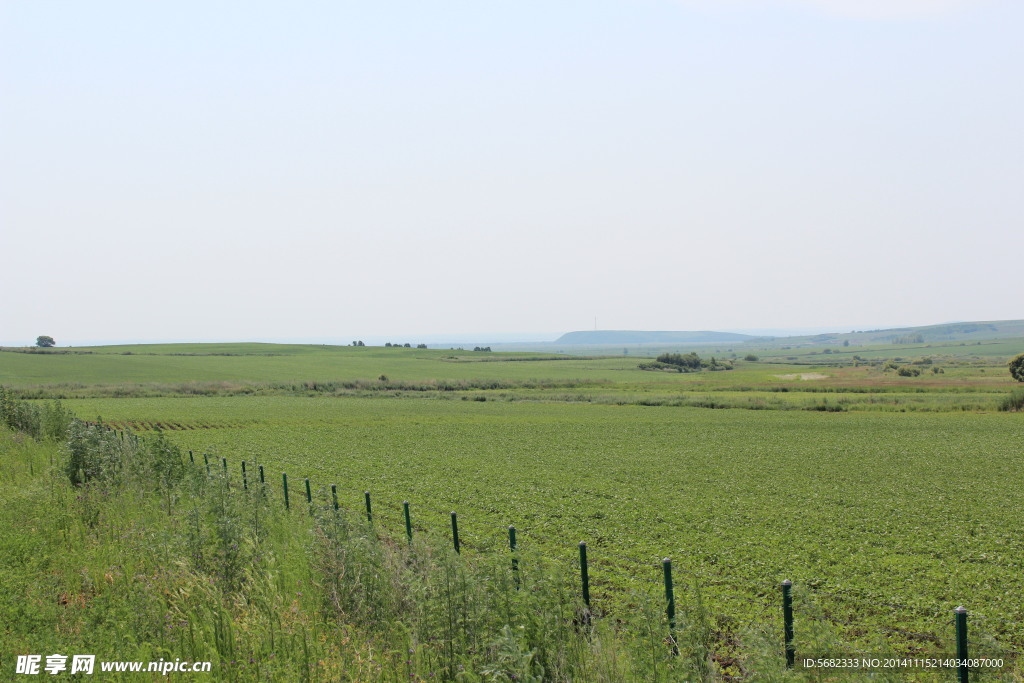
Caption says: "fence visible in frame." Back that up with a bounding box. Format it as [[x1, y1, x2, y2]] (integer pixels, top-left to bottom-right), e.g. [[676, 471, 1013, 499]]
[[104, 426, 1019, 679]]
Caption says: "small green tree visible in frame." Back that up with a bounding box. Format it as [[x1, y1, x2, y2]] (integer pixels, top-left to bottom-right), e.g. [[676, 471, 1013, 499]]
[[35, 335, 55, 348], [1009, 353, 1024, 382]]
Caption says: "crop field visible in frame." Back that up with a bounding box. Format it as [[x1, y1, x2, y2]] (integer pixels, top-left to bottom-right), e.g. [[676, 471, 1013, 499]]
[[60, 395, 1024, 659], [4, 340, 1024, 664]]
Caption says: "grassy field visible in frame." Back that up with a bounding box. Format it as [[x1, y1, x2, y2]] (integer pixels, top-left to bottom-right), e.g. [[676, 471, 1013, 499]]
[[3, 340, 1024, 673], [2, 341, 1021, 412]]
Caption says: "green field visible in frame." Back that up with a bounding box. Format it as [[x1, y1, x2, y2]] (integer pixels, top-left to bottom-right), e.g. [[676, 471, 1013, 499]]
[[2, 342, 1021, 413], [3, 341, 1024, 663]]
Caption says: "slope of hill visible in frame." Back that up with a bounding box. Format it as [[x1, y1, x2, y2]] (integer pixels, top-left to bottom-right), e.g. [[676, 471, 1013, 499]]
[[758, 319, 1024, 347]]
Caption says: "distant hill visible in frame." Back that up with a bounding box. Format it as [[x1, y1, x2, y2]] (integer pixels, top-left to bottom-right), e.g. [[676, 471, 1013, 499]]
[[555, 330, 755, 344], [766, 319, 1024, 346]]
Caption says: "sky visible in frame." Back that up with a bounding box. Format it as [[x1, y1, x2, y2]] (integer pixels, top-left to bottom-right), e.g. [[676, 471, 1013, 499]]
[[1, 0, 1021, 346]]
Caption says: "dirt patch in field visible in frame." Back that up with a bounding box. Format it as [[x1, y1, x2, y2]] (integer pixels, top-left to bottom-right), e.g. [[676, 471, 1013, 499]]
[[775, 373, 829, 380]]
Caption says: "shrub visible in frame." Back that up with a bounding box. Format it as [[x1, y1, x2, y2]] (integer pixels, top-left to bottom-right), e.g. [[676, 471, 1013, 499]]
[[743, 354, 758, 361], [998, 388, 1024, 412], [897, 366, 921, 377], [656, 352, 701, 370]]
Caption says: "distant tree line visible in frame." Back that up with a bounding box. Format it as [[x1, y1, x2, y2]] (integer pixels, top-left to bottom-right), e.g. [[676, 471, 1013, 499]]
[[473, 347, 492, 352]]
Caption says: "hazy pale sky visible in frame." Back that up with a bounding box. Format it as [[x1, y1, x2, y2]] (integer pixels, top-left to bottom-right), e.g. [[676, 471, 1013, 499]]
[[1, 0, 1021, 345]]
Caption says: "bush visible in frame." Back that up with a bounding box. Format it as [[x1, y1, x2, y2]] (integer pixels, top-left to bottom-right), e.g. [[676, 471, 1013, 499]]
[[998, 389, 1024, 412], [656, 352, 701, 370], [897, 366, 921, 377], [0, 387, 71, 440], [743, 354, 758, 361], [638, 361, 680, 372]]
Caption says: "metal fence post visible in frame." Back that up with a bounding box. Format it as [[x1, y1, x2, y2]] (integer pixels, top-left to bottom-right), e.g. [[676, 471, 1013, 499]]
[[364, 491, 372, 523], [509, 526, 519, 587], [782, 580, 794, 668], [664, 558, 678, 655], [451, 512, 460, 554], [955, 606, 968, 683], [579, 542, 591, 613], [282, 473, 290, 509], [403, 501, 413, 544]]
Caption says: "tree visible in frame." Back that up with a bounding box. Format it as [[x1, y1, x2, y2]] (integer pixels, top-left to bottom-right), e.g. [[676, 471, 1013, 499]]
[[35, 336, 55, 348], [1009, 354, 1024, 382], [656, 352, 701, 370]]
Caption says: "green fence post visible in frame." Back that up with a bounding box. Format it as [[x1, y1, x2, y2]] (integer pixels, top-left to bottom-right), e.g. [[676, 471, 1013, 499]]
[[331, 485, 338, 511], [189, 450, 194, 464], [955, 606, 968, 683], [364, 491, 372, 523], [451, 512, 461, 554], [259, 465, 265, 485], [282, 473, 290, 509], [782, 580, 794, 668], [663, 558, 678, 655], [403, 501, 413, 544], [222, 457, 228, 484], [579, 542, 591, 614], [304, 478, 312, 505], [509, 526, 519, 588], [203, 453, 210, 476], [241, 461, 248, 490]]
